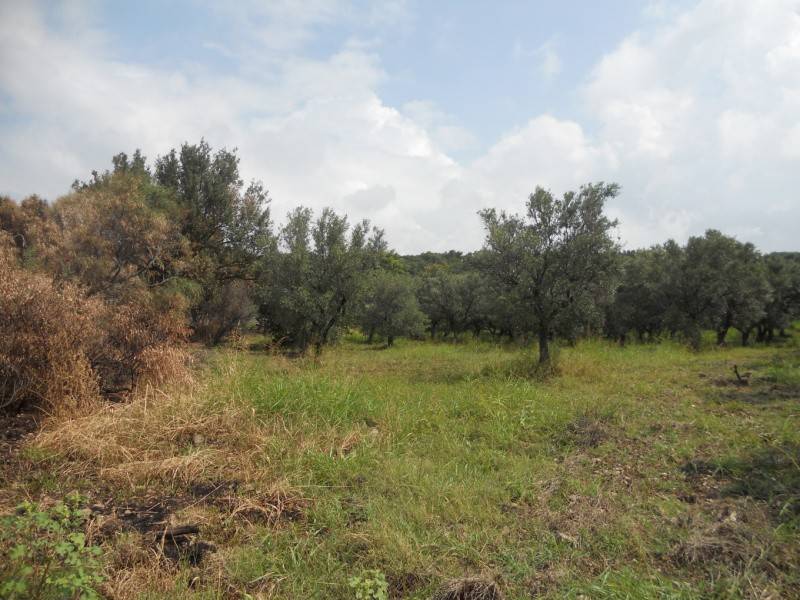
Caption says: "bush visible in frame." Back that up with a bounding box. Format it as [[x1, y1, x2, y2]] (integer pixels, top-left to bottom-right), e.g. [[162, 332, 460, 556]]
[[93, 289, 189, 393], [0, 235, 188, 415], [0, 237, 103, 415], [0, 493, 104, 600]]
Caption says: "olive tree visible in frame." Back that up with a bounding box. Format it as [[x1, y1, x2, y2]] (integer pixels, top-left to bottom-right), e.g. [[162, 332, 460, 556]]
[[479, 183, 620, 364], [759, 253, 800, 341], [663, 230, 771, 347], [154, 141, 273, 343], [357, 270, 426, 346], [604, 248, 671, 344], [258, 207, 385, 353], [416, 267, 484, 338]]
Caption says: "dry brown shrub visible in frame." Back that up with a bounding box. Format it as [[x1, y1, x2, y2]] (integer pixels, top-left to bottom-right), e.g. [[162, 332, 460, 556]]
[[0, 195, 59, 260], [44, 178, 188, 298], [100, 546, 238, 600], [0, 234, 190, 416], [93, 290, 190, 394], [0, 235, 103, 416]]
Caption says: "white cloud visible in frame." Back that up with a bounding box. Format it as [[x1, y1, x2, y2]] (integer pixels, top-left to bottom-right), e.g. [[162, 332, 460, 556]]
[[471, 116, 617, 206], [1, 0, 799, 253], [579, 0, 800, 250], [401, 100, 478, 154]]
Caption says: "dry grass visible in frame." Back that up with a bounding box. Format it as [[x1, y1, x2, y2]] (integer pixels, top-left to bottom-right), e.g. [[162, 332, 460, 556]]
[[27, 358, 308, 600], [34, 376, 268, 490], [432, 577, 504, 600], [669, 501, 769, 569]]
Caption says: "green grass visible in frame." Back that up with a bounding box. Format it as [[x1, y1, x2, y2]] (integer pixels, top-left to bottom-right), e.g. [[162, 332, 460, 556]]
[[7, 335, 800, 599], [192, 337, 799, 599]]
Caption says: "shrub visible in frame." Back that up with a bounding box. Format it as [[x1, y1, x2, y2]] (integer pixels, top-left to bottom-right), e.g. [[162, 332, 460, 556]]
[[192, 280, 255, 346], [0, 237, 102, 415], [0, 493, 104, 600], [0, 235, 188, 415], [93, 289, 190, 393]]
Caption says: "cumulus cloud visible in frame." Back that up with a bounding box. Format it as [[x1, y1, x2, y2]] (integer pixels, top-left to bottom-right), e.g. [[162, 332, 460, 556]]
[[401, 100, 478, 154], [0, 1, 463, 252], [580, 0, 800, 250], [0, 0, 798, 253]]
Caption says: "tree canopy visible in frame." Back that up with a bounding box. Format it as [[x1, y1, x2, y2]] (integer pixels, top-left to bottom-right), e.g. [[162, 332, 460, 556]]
[[479, 183, 620, 363]]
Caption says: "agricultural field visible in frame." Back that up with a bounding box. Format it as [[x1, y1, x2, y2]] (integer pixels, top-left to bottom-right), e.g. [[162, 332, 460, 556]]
[[2, 334, 798, 599]]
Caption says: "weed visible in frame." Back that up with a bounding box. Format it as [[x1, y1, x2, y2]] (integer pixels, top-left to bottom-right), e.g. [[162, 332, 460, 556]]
[[0, 493, 104, 599], [348, 569, 389, 599]]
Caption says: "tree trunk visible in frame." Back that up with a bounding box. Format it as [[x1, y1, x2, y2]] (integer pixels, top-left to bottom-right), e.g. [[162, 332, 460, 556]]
[[367, 328, 375, 344], [741, 329, 751, 346], [767, 328, 774, 342], [688, 326, 702, 351], [538, 328, 550, 364]]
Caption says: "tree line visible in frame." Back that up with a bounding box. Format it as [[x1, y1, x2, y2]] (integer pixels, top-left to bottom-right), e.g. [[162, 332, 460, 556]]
[[1, 141, 799, 411]]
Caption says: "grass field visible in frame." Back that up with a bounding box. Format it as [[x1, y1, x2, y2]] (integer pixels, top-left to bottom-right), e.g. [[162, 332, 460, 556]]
[[3, 335, 799, 599]]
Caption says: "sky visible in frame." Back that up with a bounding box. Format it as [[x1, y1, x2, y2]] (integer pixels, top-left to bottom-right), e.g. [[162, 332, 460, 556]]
[[0, 0, 798, 253]]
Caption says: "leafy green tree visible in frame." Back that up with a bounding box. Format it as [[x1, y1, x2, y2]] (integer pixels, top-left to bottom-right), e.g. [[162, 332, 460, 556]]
[[662, 230, 771, 347], [192, 279, 256, 346], [479, 183, 620, 364], [759, 253, 800, 341], [154, 140, 274, 343], [725, 244, 771, 346], [416, 267, 485, 338], [605, 247, 671, 344], [258, 207, 385, 353], [659, 238, 717, 349], [481, 288, 526, 341], [400, 250, 466, 276], [156, 141, 273, 272], [357, 270, 427, 345]]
